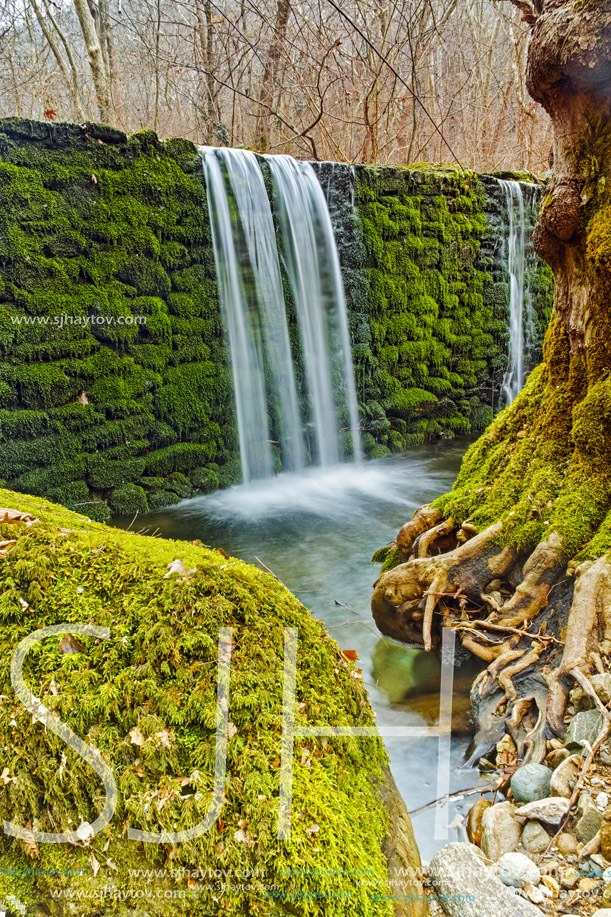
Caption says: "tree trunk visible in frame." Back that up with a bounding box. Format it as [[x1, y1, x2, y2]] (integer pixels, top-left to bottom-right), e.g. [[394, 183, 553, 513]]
[[255, 0, 290, 151], [372, 0, 611, 756], [72, 0, 111, 122]]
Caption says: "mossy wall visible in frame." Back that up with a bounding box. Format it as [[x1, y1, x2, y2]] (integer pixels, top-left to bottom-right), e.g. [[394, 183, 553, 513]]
[[318, 162, 552, 457], [0, 118, 552, 517]]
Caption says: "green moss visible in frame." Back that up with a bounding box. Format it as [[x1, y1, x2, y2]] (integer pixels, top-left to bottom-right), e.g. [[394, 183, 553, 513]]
[[0, 488, 401, 916], [108, 482, 149, 515]]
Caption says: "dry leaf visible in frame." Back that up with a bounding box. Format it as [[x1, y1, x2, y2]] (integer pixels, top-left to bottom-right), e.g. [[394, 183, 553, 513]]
[[91, 852, 100, 877], [0, 767, 16, 785], [155, 728, 172, 748], [0, 508, 38, 525], [58, 634, 87, 655], [78, 391, 89, 405], [227, 722, 237, 740], [305, 823, 320, 835], [129, 726, 145, 746], [341, 649, 359, 663], [164, 559, 197, 578]]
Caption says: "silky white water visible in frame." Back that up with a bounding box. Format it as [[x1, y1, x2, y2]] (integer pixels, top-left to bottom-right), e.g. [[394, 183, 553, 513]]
[[499, 179, 531, 404], [201, 147, 362, 483]]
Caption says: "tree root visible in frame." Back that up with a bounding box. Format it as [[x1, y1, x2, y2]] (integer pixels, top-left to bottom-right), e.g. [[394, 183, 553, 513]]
[[372, 503, 611, 757]]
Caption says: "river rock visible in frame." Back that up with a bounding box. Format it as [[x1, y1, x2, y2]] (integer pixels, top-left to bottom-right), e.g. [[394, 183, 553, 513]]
[[481, 801, 520, 861], [497, 851, 540, 888], [556, 832, 579, 856], [550, 753, 581, 798], [515, 797, 570, 826], [593, 911, 611, 917], [429, 842, 543, 917], [600, 819, 611, 860], [576, 793, 604, 843], [565, 709, 603, 749], [511, 763, 552, 803], [570, 673, 611, 712], [560, 867, 580, 889], [466, 797, 491, 847], [521, 820, 550, 855]]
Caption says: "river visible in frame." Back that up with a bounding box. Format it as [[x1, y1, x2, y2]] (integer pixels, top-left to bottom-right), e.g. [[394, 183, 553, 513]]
[[121, 442, 484, 861]]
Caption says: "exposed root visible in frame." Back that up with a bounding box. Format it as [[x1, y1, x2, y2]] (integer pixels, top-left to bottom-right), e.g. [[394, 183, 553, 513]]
[[372, 502, 611, 756]]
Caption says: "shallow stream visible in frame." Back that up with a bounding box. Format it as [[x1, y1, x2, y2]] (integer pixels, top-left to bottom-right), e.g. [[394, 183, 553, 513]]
[[124, 443, 486, 860]]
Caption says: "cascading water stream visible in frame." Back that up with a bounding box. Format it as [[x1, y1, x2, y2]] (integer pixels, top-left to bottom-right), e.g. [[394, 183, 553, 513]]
[[499, 179, 530, 404], [201, 147, 362, 483], [201, 147, 304, 482], [266, 155, 362, 465]]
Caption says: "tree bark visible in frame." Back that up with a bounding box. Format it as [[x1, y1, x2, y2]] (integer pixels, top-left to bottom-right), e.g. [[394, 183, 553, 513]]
[[372, 0, 611, 752], [255, 0, 290, 151], [72, 0, 111, 122]]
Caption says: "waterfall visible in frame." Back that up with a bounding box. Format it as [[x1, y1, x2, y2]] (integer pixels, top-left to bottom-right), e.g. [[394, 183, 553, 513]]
[[267, 155, 363, 465], [201, 147, 362, 482], [498, 179, 531, 404]]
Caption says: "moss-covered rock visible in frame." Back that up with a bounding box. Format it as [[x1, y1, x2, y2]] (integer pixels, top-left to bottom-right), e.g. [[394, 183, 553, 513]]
[[0, 490, 427, 916]]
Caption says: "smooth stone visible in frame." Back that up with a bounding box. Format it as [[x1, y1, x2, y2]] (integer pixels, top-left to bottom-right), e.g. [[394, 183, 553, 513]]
[[466, 797, 491, 847], [515, 797, 570, 826], [429, 842, 543, 917], [601, 821, 611, 860], [521, 820, 549, 855], [592, 912, 611, 917], [511, 763, 553, 803], [481, 802, 520, 861], [560, 867, 580, 889], [579, 877, 600, 892], [575, 793, 603, 844], [556, 832, 579, 856], [598, 793, 610, 810], [497, 851, 540, 888], [550, 753, 581, 798], [566, 709, 603, 749]]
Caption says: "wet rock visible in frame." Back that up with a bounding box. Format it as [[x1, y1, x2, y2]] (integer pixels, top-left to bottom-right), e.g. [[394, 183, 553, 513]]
[[550, 753, 581, 798], [497, 851, 540, 888], [429, 842, 543, 917], [510, 763, 552, 803], [565, 709, 603, 749], [515, 797, 570, 826], [466, 797, 491, 847], [521, 820, 550, 855], [576, 793, 604, 843], [556, 832, 579, 856], [481, 801, 520, 861]]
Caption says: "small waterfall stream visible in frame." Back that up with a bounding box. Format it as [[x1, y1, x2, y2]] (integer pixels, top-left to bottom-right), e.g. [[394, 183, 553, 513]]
[[201, 147, 362, 483], [498, 179, 533, 404]]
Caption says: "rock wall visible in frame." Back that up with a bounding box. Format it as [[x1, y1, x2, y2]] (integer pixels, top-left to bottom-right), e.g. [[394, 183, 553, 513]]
[[0, 118, 552, 517]]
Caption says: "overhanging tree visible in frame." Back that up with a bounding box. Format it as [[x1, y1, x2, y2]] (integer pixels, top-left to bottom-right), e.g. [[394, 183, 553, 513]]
[[372, 0, 611, 761]]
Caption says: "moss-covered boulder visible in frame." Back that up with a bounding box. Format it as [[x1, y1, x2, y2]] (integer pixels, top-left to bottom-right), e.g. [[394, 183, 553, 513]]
[[0, 489, 427, 916]]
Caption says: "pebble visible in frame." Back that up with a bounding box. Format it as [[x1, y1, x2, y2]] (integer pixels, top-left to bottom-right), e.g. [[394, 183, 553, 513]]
[[515, 796, 570, 826], [497, 852, 540, 888], [481, 801, 521, 861], [556, 831, 579, 856], [521, 820, 549, 855], [466, 797, 491, 847], [566, 709, 603, 749], [560, 867, 580, 889], [511, 763, 553, 803], [550, 753, 581, 798], [578, 876, 600, 892], [598, 793, 610, 810], [591, 911, 611, 917]]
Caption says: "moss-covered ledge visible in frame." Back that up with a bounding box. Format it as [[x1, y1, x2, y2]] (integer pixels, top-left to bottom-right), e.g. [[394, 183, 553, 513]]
[[0, 489, 427, 916]]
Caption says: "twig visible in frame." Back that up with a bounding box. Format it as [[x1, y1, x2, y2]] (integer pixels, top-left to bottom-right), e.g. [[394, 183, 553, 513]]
[[578, 830, 601, 861], [254, 556, 288, 590], [409, 782, 500, 817]]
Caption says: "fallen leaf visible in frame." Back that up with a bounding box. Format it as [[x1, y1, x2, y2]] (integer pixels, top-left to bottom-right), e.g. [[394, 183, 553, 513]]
[[0, 508, 38, 525], [78, 391, 89, 405], [129, 726, 145, 746], [341, 649, 359, 662], [305, 823, 320, 836], [227, 722, 237, 740], [58, 634, 87, 655], [91, 852, 100, 877], [0, 767, 16, 785], [155, 728, 172, 748], [164, 559, 197, 578]]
